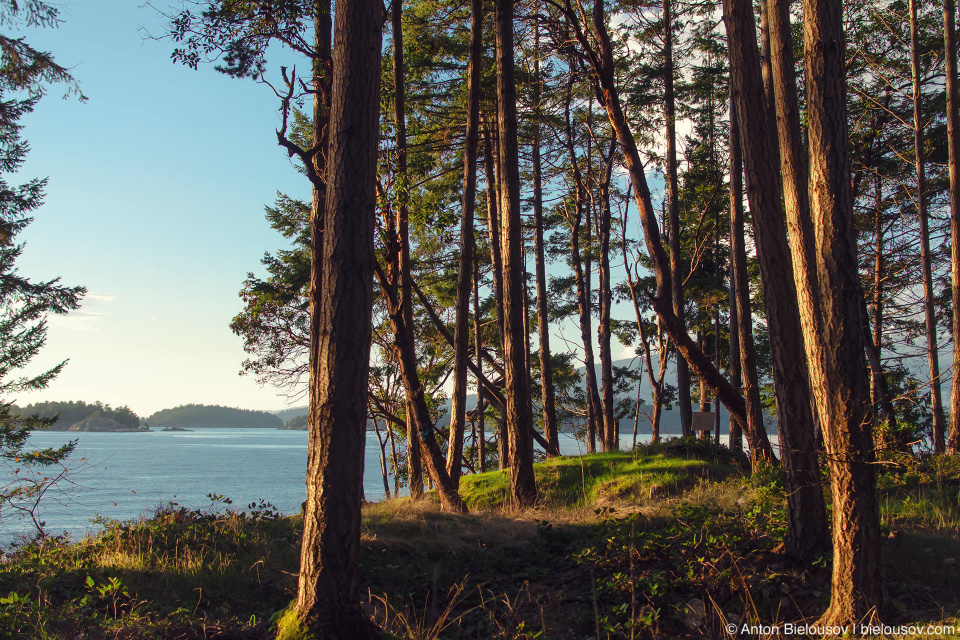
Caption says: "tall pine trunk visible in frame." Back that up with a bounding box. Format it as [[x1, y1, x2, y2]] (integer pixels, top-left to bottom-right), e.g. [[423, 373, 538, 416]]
[[532, 50, 560, 456], [290, 0, 382, 633], [911, 0, 947, 453], [804, 0, 886, 622], [495, 0, 536, 506], [664, 0, 693, 437], [447, 0, 483, 487], [728, 95, 764, 458], [762, 0, 830, 560]]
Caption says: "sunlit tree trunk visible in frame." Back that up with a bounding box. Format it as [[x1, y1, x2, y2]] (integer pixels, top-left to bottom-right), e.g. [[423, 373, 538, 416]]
[[494, 0, 536, 506], [728, 95, 764, 457], [762, 0, 830, 560], [291, 0, 382, 633], [804, 0, 886, 622]]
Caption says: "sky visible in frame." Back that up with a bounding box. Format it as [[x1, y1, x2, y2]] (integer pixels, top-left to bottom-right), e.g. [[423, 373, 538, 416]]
[[12, 1, 311, 416]]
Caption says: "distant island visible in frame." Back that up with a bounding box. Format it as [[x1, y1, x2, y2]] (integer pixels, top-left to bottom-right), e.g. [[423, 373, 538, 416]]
[[13, 400, 142, 431], [146, 404, 283, 429]]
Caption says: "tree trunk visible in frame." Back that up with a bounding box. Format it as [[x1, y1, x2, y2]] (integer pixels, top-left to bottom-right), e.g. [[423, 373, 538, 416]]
[[483, 123, 506, 344], [728, 95, 765, 459], [474, 257, 487, 471], [563, 80, 602, 454], [762, 0, 830, 560], [447, 0, 483, 488], [598, 138, 618, 451], [946, 0, 960, 453], [664, 0, 693, 438], [292, 0, 382, 632], [391, 6, 423, 502], [532, 49, 560, 456], [911, 0, 947, 453], [803, 0, 886, 622], [495, 0, 536, 506]]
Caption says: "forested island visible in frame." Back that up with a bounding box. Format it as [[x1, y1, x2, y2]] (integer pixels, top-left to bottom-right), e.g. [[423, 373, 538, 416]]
[[145, 404, 284, 429], [13, 401, 141, 431]]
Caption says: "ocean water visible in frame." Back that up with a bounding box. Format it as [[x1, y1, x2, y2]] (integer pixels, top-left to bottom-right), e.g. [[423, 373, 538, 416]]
[[0, 426, 683, 546]]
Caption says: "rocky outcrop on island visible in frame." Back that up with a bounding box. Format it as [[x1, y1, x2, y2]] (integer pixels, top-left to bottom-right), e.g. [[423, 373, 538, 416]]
[[68, 417, 149, 432]]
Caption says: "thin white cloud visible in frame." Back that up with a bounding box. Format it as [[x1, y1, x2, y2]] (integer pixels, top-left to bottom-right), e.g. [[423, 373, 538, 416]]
[[84, 292, 116, 302]]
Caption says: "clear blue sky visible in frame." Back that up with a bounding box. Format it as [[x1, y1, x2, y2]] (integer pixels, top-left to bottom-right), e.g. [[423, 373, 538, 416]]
[[14, 1, 310, 416]]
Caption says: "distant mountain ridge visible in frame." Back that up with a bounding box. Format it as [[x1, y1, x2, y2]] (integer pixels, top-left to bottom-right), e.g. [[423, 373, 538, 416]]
[[146, 404, 283, 429]]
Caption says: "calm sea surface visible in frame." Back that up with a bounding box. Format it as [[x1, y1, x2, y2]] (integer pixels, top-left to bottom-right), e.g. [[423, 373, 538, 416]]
[[0, 427, 676, 546]]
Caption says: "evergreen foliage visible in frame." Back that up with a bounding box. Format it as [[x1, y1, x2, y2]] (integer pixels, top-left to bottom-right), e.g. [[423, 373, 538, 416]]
[[0, 0, 84, 533]]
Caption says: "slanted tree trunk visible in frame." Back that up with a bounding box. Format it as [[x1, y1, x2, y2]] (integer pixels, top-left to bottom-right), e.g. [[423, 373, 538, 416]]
[[561, 0, 755, 446], [804, 0, 886, 622], [728, 95, 764, 457], [447, 0, 483, 488], [762, 0, 830, 560], [911, 0, 947, 453], [664, 0, 693, 438], [390, 6, 423, 502], [290, 0, 382, 633], [494, 0, 536, 506], [945, 0, 960, 454]]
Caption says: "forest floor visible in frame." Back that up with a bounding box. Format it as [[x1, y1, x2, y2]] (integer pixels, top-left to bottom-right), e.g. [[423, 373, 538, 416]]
[[1, 438, 958, 639]]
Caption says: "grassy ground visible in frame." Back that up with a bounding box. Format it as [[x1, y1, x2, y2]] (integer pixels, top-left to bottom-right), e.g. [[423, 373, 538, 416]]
[[0, 439, 958, 639]]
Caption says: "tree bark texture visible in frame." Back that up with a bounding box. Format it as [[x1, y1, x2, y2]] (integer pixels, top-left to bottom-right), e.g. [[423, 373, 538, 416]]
[[295, 0, 382, 633], [495, 0, 536, 507], [728, 97, 766, 459], [726, 0, 821, 481], [447, 0, 483, 487], [803, 0, 886, 622], [762, 0, 830, 560]]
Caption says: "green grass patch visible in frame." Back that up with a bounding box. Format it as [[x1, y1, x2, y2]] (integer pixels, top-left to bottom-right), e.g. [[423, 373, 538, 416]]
[[459, 439, 745, 510]]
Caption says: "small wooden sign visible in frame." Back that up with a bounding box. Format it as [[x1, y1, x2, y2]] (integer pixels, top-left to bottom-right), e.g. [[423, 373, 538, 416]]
[[691, 411, 716, 432]]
